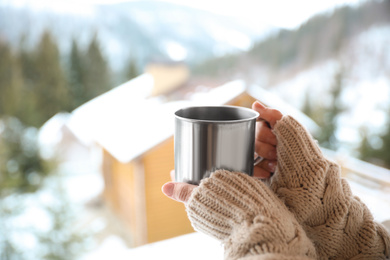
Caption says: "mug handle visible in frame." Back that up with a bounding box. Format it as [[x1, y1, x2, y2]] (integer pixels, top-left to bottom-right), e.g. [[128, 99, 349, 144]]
[[253, 153, 264, 166]]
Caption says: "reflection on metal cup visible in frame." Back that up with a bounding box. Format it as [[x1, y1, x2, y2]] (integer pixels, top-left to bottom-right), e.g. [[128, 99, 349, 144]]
[[174, 106, 259, 185]]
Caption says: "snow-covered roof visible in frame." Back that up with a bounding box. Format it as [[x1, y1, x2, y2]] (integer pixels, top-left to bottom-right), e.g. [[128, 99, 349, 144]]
[[67, 73, 155, 146]]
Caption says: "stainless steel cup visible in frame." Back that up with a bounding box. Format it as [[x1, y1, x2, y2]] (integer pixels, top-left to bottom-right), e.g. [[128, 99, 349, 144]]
[[174, 106, 260, 185]]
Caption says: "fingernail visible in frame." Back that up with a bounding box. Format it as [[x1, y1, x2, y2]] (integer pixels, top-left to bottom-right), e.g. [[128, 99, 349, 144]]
[[268, 162, 276, 172], [268, 150, 277, 159], [162, 183, 174, 197]]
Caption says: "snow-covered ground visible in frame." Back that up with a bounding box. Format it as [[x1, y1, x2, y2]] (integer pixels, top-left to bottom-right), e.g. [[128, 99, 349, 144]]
[[81, 232, 223, 260]]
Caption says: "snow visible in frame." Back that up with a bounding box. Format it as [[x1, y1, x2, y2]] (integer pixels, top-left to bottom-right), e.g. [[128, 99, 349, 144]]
[[164, 40, 188, 61], [61, 167, 104, 204], [81, 232, 223, 260], [5, 0, 96, 15], [38, 112, 71, 159], [269, 60, 340, 109], [338, 77, 390, 137], [67, 73, 155, 147], [189, 79, 246, 104], [205, 21, 252, 52], [94, 99, 191, 163], [8, 196, 52, 232]]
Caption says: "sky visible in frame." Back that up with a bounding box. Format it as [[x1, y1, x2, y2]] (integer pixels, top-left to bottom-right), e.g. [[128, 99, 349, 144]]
[[150, 0, 364, 28], [3, 0, 365, 29]]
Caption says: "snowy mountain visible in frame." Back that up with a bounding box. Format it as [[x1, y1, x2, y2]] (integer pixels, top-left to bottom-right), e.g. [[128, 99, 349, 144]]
[[0, 0, 274, 71], [267, 25, 390, 156]]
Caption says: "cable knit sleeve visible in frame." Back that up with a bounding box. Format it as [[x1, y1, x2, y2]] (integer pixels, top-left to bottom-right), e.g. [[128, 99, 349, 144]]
[[185, 170, 317, 260], [271, 115, 390, 259]]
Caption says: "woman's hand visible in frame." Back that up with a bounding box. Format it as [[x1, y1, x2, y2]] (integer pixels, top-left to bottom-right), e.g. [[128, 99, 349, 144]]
[[252, 101, 283, 179], [162, 101, 283, 203]]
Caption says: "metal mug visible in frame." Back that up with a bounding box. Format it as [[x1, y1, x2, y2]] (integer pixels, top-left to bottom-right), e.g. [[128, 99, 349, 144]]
[[174, 105, 262, 185]]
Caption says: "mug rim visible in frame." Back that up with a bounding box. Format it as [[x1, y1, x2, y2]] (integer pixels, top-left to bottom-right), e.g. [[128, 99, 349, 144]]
[[175, 105, 259, 123]]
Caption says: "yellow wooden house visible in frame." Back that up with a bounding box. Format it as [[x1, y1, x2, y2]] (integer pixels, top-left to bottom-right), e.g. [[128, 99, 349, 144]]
[[68, 71, 319, 247]]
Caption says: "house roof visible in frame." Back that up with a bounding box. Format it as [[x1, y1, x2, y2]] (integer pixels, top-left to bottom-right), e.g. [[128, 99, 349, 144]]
[[67, 73, 156, 148], [64, 74, 319, 163]]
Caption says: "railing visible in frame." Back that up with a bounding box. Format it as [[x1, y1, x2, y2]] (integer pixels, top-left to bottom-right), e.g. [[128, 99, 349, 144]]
[[322, 148, 390, 226], [322, 148, 390, 190]]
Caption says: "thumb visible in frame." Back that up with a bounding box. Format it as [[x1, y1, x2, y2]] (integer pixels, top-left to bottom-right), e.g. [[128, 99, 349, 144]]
[[162, 182, 197, 203], [252, 101, 283, 128]]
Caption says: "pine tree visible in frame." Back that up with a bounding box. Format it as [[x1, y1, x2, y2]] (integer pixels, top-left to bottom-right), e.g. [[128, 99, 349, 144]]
[[0, 42, 24, 119], [33, 30, 70, 126], [375, 83, 390, 168], [0, 118, 51, 196], [84, 34, 111, 101], [301, 91, 313, 119], [124, 58, 139, 81], [316, 67, 346, 150], [359, 103, 390, 168], [68, 39, 86, 108], [377, 123, 390, 168], [18, 40, 43, 126]]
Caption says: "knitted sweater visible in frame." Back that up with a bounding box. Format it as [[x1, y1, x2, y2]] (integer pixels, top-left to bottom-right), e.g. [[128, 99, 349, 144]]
[[185, 115, 390, 260]]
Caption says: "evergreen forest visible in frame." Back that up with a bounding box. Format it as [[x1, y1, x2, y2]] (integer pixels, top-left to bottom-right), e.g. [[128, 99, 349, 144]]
[[0, 31, 139, 128], [0, 28, 138, 259]]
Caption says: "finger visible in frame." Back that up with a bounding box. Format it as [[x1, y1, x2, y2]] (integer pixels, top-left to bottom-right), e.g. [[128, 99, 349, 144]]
[[256, 159, 277, 173], [253, 166, 271, 179], [161, 182, 197, 203], [256, 120, 277, 146], [255, 140, 277, 160], [252, 101, 283, 128]]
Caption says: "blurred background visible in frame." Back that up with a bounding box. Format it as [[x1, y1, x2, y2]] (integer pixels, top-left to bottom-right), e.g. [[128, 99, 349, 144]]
[[0, 0, 390, 259]]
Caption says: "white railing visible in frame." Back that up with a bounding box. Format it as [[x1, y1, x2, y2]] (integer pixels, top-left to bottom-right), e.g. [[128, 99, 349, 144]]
[[322, 148, 390, 190], [322, 148, 390, 224]]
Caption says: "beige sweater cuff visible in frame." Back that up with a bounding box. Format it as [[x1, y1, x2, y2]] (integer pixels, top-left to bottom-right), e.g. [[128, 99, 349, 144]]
[[185, 170, 316, 260], [271, 115, 327, 189]]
